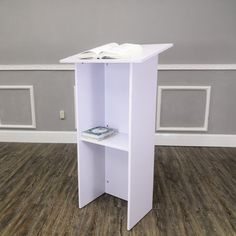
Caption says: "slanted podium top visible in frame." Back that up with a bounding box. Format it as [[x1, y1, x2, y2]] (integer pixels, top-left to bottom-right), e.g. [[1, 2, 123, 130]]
[[60, 44, 173, 64]]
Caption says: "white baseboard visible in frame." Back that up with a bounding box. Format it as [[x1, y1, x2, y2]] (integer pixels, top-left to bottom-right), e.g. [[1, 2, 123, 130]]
[[0, 131, 235, 147], [1, 64, 236, 71], [155, 133, 236, 147], [0, 131, 77, 143]]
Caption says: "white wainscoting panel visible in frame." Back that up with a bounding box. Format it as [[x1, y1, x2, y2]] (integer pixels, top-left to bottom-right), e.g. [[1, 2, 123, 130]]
[[0, 85, 36, 129], [156, 86, 211, 132]]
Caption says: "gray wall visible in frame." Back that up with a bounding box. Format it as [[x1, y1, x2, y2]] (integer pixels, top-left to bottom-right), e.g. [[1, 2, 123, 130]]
[[0, 71, 75, 131], [0, 88, 32, 125], [0, 0, 236, 64], [158, 71, 236, 134], [0, 0, 236, 134]]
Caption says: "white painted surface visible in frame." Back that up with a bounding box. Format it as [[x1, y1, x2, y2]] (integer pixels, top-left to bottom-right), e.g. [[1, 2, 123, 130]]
[[74, 85, 77, 129], [76, 63, 105, 131], [105, 148, 128, 201], [105, 63, 130, 133], [0, 130, 76, 143], [127, 57, 158, 230], [159, 64, 236, 71], [0, 64, 75, 71], [76, 63, 106, 207], [0, 64, 236, 71], [78, 141, 105, 207], [80, 133, 128, 151], [0, 85, 36, 129], [155, 133, 236, 147], [1, 130, 236, 147], [156, 86, 211, 132], [60, 44, 173, 64], [1, 64, 236, 71]]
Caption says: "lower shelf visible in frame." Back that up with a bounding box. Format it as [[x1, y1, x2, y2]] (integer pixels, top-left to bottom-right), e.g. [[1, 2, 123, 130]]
[[80, 132, 128, 151]]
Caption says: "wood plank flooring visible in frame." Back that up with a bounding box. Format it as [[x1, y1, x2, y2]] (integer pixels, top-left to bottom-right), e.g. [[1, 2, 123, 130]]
[[0, 143, 235, 235]]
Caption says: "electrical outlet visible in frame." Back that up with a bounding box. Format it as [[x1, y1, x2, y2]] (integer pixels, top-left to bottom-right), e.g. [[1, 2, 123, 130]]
[[60, 110, 65, 120]]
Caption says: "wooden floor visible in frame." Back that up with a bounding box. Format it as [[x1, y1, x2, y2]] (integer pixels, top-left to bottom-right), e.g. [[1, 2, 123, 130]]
[[0, 143, 235, 236]]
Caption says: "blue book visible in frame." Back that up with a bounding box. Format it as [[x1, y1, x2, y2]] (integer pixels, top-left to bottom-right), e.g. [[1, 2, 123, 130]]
[[81, 126, 116, 140]]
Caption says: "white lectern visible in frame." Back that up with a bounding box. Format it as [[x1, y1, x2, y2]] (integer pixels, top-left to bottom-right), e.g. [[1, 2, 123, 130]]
[[60, 44, 173, 230]]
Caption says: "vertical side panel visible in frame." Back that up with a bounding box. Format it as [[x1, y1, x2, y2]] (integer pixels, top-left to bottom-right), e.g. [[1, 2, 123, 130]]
[[104, 63, 129, 201], [76, 63, 105, 131], [105, 63, 130, 133], [127, 57, 158, 230], [75, 63, 105, 208], [78, 142, 105, 207], [105, 148, 128, 201]]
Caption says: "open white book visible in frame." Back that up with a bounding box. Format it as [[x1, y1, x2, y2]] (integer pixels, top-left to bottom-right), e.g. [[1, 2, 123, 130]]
[[77, 43, 143, 59]]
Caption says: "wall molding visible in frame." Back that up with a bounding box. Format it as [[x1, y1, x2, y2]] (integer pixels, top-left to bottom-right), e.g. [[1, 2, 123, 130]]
[[0, 131, 76, 143], [156, 86, 211, 132], [155, 133, 236, 147], [0, 131, 235, 147], [158, 64, 236, 71], [0, 64, 75, 71], [0, 64, 236, 71], [0, 85, 36, 129]]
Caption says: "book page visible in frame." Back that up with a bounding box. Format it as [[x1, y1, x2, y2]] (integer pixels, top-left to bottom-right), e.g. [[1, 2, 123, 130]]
[[77, 43, 118, 59], [90, 43, 118, 54], [99, 43, 143, 59], [79, 43, 118, 56]]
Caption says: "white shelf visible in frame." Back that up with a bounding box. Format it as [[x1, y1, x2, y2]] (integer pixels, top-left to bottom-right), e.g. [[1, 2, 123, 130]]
[[80, 133, 128, 152]]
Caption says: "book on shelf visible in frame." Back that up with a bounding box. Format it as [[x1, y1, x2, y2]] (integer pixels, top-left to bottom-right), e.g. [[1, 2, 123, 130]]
[[81, 126, 116, 141], [76, 43, 143, 59]]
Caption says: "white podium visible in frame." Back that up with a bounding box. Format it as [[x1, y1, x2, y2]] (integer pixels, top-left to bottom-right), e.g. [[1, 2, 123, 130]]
[[60, 44, 173, 230]]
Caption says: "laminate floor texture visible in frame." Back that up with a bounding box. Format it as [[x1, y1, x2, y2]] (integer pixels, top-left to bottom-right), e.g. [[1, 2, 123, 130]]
[[0, 143, 235, 236]]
